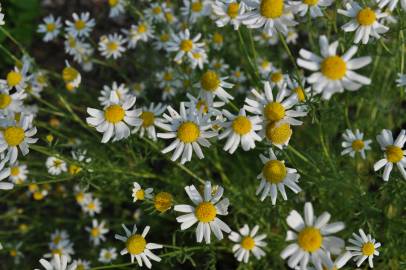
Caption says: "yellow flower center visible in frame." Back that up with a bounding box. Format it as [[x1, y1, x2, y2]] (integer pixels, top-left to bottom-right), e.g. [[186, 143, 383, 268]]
[[263, 160, 287, 183], [69, 164, 82, 175], [260, 0, 284, 19], [29, 183, 39, 192], [385, 145, 403, 163], [107, 41, 119, 52], [104, 105, 125, 123], [3, 126, 25, 146], [351, 139, 365, 151], [160, 33, 170, 42], [87, 202, 96, 210], [232, 116, 252, 135], [68, 36, 76, 48], [33, 191, 45, 200], [180, 39, 193, 52], [196, 100, 208, 114], [74, 19, 86, 30], [76, 192, 85, 203], [91, 227, 100, 237], [303, 0, 319, 6], [9, 250, 17, 257], [195, 201, 217, 222], [264, 102, 285, 121], [62, 67, 79, 82], [10, 166, 20, 176], [152, 6, 162, 14], [154, 192, 173, 213], [0, 94, 12, 109], [126, 234, 146, 255], [235, 71, 241, 78], [46, 23, 56, 32], [361, 242, 375, 256], [298, 227, 323, 252], [135, 189, 145, 200], [261, 60, 270, 69], [163, 72, 173, 81], [165, 12, 174, 23], [271, 72, 283, 83], [51, 248, 62, 255], [201, 70, 220, 91], [213, 32, 223, 44], [321, 56, 347, 80], [265, 122, 292, 145], [138, 24, 147, 33], [227, 3, 240, 18], [357, 8, 376, 26], [140, 111, 155, 127], [7, 71, 22, 87], [76, 265, 85, 270], [108, 0, 118, 7], [191, 1, 203, 12], [294, 87, 305, 102], [177, 121, 200, 143], [241, 236, 256, 250]]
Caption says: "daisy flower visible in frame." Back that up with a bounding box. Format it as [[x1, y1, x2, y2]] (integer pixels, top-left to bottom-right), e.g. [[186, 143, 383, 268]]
[[242, 0, 297, 37], [210, 58, 230, 73], [71, 259, 90, 270], [396, 73, 406, 87], [211, 32, 224, 51], [49, 230, 70, 249], [36, 254, 76, 270], [162, 86, 176, 100], [122, 22, 154, 49], [0, 88, 26, 117], [82, 196, 102, 216], [286, 76, 311, 103], [229, 224, 267, 263], [37, 15, 62, 42], [341, 129, 372, 159], [230, 67, 247, 84], [65, 12, 95, 38], [0, 115, 38, 164], [258, 58, 272, 77], [98, 82, 130, 106], [62, 61, 81, 92], [8, 162, 28, 184], [346, 229, 381, 268], [154, 192, 173, 213], [189, 49, 209, 69], [376, 0, 406, 11], [212, 0, 245, 30], [44, 241, 75, 263], [73, 185, 91, 206], [115, 224, 163, 268], [154, 31, 171, 50], [219, 108, 262, 154], [156, 68, 181, 89], [85, 219, 109, 246], [63, 35, 92, 64], [132, 103, 166, 141], [256, 148, 301, 204], [0, 65, 29, 92], [280, 202, 345, 269], [166, 29, 205, 63], [98, 247, 117, 263], [145, 3, 166, 22], [156, 102, 217, 164], [197, 70, 234, 103], [98, 33, 126, 59], [46, 156, 67, 175], [0, 162, 13, 190], [174, 181, 231, 244], [289, 0, 333, 18], [108, 0, 125, 18], [297, 35, 372, 100], [181, 0, 212, 23], [374, 129, 406, 181], [132, 181, 154, 202], [86, 92, 141, 143], [338, 3, 389, 44], [185, 93, 225, 116]]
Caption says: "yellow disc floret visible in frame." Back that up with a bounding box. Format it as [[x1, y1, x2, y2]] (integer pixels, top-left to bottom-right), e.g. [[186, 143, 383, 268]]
[[107, 41, 118, 52], [7, 71, 22, 87], [298, 227, 323, 252], [62, 67, 79, 82], [180, 39, 193, 52], [74, 20, 86, 30], [385, 145, 403, 163], [241, 236, 256, 250], [232, 116, 252, 135], [177, 121, 200, 143], [91, 227, 100, 237], [361, 242, 375, 256], [263, 160, 287, 183], [265, 122, 292, 145], [260, 0, 284, 19], [135, 189, 145, 200], [3, 126, 25, 146], [126, 234, 147, 255], [154, 192, 173, 213], [303, 0, 319, 6], [213, 32, 223, 44], [191, 1, 203, 12], [108, 0, 118, 7], [271, 72, 283, 83], [201, 70, 220, 92], [321, 56, 347, 80], [104, 105, 125, 123], [140, 111, 155, 127], [0, 94, 12, 109], [227, 3, 240, 18], [264, 102, 285, 121], [357, 8, 376, 26], [195, 201, 217, 222], [351, 139, 365, 151], [294, 87, 305, 102], [46, 23, 56, 32]]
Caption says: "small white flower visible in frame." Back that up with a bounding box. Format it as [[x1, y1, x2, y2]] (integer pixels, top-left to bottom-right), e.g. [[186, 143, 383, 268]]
[[98, 82, 130, 106], [62, 61, 81, 92], [0, 162, 13, 190], [341, 129, 372, 159], [82, 196, 102, 216], [122, 22, 154, 49], [166, 29, 205, 63], [98, 247, 118, 263], [174, 181, 231, 244], [132, 103, 166, 141], [108, 0, 126, 18], [346, 229, 381, 268], [85, 219, 109, 246], [8, 162, 28, 184], [229, 224, 267, 263], [132, 181, 154, 202], [65, 12, 95, 38], [197, 70, 234, 103], [212, 0, 245, 30], [181, 0, 212, 23], [36, 255, 76, 270], [0, 88, 26, 117], [289, 0, 333, 18], [396, 73, 406, 87], [98, 33, 126, 59], [71, 259, 90, 270], [0, 64, 30, 92], [46, 156, 67, 175], [37, 15, 62, 42], [0, 3, 5, 25]]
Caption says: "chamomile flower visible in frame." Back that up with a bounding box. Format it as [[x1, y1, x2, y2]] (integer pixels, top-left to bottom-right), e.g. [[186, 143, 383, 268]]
[[49, 230, 70, 249], [289, 0, 333, 18], [185, 93, 225, 116], [212, 0, 245, 30], [86, 93, 141, 143], [0, 3, 4, 25], [108, 0, 125, 18], [338, 3, 389, 44], [286, 77, 311, 103], [62, 61, 81, 92], [0, 88, 26, 117], [0, 65, 29, 92], [82, 196, 102, 216], [98, 33, 126, 59], [98, 82, 130, 106], [376, 0, 406, 11], [374, 129, 406, 181], [162, 86, 177, 100], [65, 12, 95, 38], [98, 247, 117, 263], [258, 58, 272, 77], [145, 3, 166, 22], [197, 70, 234, 103], [174, 181, 231, 244], [396, 73, 406, 87], [280, 202, 345, 269], [122, 22, 154, 49], [45, 241, 74, 263], [269, 68, 288, 88], [346, 229, 381, 268], [132, 182, 154, 202], [156, 68, 181, 88], [229, 224, 267, 263], [341, 129, 372, 159], [154, 31, 171, 50], [0, 163, 13, 190], [37, 15, 62, 42], [36, 254, 76, 270], [256, 148, 301, 204], [63, 35, 92, 64], [73, 185, 91, 206], [85, 219, 109, 246], [166, 29, 205, 63], [189, 49, 209, 69], [297, 35, 372, 100], [210, 58, 230, 73], [230, 67, 247, 84], [211, 32, 224, 50], [219, 109, 262, 154], [156, 102, 217, 164], [132, 103, 166, 141], [242, 0, 297, 36], [8, 162, 28, 184], [72, 259, 90, 270], [0, 115, 38, 164], [115, 224, 163, 268], [181, 0, 212, 23], [46, 156, 67, 175]]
